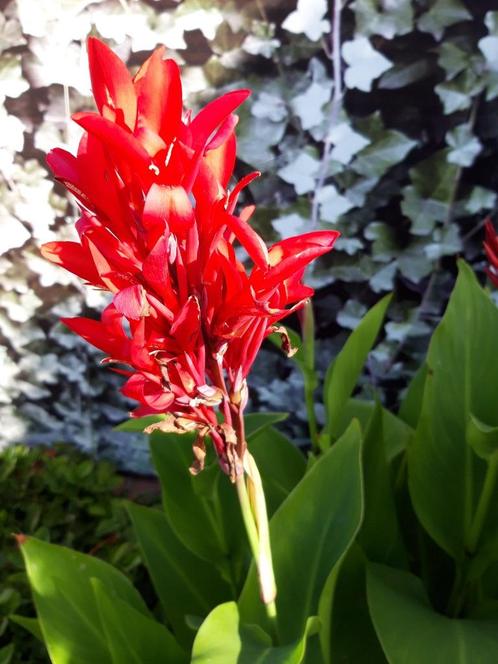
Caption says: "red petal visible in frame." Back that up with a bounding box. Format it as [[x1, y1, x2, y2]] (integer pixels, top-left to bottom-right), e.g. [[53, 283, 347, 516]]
[[135, 49, 182, 149], [72, 112, 150, 174], [87, 37, 137, 130], [203, 132, 236, 190], [144, 184, 194, 239], [170, 296, 201, 349], [223, 210, 269, 270], [41, 241, 101, 284], [189, 89, 250, 151], [62, 316, 127, 358], [114, 285, 150, 320]]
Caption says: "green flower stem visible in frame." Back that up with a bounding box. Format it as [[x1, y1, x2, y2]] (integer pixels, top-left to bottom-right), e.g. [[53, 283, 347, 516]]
[[467, 453, 498, 554], [235, 462, 278, 641], [300, 301, 320, 452]]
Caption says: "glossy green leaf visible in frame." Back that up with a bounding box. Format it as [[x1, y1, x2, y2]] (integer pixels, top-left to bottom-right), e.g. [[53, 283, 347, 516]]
[[127, 503, 230, 647], [466, 415, 498, 460], [367, 564, 498, 663], [398, 364, 428, 429], [191, 602, 318, 664], [150, 433, 234, 566], [248, 426, 306, 515], [245, 412, 289, 440], [318, 545, 386, 664], [358, 403, 406, 567], [323, 294, 392, 444], [9, 614, 43, 642], [92, 578, 186, 664], [20, 536, 149, 664], [333, 398, 412, 461], [0, 644, 14, 664], [408, 261, 498, 560], [239, 421, 363, 642]]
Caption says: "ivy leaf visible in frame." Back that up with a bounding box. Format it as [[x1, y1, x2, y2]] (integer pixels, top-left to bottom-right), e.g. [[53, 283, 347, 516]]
[[282, 0, 330, 41], [446, 125, 482, 167], [465, 186, 497, 214], [418, 0, 472, 40], [328, 122, 370, 164], [352, 120, 416, 178], [402, 150, 459, 236], [252, 92, 288, 123], [352, 0, 413, 39], [278, 152, 320, 194], [317, 185, 355, 223], [291, 81, 332, 130], [379, 59, 433, 89], [343, 37, 393, 92], [436, 70, 483, 114]]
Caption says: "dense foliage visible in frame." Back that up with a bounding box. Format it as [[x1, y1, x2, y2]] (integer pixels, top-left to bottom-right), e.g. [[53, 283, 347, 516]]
[[16, 262, 498, 662], [0, 445, 149, 663], [3, 0, 498, 468]]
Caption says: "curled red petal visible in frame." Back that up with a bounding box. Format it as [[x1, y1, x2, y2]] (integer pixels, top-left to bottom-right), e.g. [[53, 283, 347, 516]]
[[114, 285, 150, 320], [189, 89, 250, 152]]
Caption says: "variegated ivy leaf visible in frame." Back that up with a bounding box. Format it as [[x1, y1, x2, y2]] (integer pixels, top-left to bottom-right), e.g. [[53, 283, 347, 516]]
[[252, 92, 288, 123], [278, 152, 320, 194], [291, 81, 332, 130], [0, 54, 29, 98], [342, 37, 392, 92], [328, 122, 371, 165], [478, 12, 498, 72], [272, 213, 310, 240], [353, 0, 413, 39], [446, 125, 482, 167], [465, 187, 497, 214], [317, 185, 355, 223], [282, 0, 330, 42], [417, 0, 472, 40], [337, 299, 368, 330]]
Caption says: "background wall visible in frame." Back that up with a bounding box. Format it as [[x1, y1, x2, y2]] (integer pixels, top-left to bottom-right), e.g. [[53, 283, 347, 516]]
[[1, 0, 497, 472]]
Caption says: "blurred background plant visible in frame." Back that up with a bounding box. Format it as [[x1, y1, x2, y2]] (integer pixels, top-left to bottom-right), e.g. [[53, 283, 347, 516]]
[[0, 444, 155, 663], [1, 0, 498, 469]]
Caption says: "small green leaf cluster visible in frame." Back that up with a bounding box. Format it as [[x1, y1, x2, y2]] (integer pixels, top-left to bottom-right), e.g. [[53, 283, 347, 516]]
[[15, 260, 498, 662], [0, 444, 146, 663]]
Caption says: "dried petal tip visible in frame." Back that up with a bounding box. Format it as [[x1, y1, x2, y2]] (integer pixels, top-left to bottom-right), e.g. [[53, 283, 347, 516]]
[[189, 436, 207, 476], [14, 533, 28, 546], [272, 325, 298, 358]]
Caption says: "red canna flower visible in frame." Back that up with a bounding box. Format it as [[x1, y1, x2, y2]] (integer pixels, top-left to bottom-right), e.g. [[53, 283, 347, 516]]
[[484, 219, 498, 288], [42, 38, 339, 478]]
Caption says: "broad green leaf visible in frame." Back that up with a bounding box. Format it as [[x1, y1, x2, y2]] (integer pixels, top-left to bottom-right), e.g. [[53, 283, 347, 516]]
[[333, 398, 411, 461], [408, 261, 498, 560], [318, 545, 386, 664], [245, 412, 289, 440], [323, 294, 392, 444], [114, 415, 165, 432], [92, 578, 186, 664], [466, 415, 498, 460], [367, 564, 498, 663], [398, 363, 428, 429], [248, 426, 306, 515], [239, 421, 363, 642], [150, 433, 234, 566], [358, 404, 406, 567], [9, 615, 43, 642], [20, 536, 149, 664], [127, 503, 230, 647], [191, 602, 318, 664], [0, 644, 14, 664]]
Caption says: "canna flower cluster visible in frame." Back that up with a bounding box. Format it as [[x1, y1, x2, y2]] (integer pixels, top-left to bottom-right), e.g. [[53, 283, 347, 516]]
[[484, 219, 498, 288], [42, 38, 339, 478]]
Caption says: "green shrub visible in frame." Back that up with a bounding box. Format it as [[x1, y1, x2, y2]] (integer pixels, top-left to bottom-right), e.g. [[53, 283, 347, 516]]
[[0, 445, 150, 663]]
